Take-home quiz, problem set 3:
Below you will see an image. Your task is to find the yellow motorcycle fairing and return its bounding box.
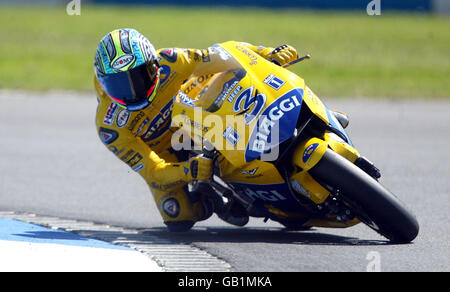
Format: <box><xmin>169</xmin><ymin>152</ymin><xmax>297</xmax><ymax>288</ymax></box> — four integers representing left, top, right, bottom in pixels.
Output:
<box><xmin>171</xmin><ymin>41</ymin><xmax>361</xmax><ymax>228</ymax></box>
<box><xmin>172</xmin><ymin>41</ymin><xmax>331</xmax><ymax>168</ymax></box>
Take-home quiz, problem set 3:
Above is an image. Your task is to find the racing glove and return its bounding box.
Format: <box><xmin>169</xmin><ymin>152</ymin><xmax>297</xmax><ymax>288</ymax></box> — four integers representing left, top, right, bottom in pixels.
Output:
<box><xmin>259</xmin><ymin>44</ymin><xmax>298</xmax><ymax>66</ymax></box>
<box><xmin>183</xmin><ymin>155</ymin><xmax>213</xmax><ymax>182</ymax></box>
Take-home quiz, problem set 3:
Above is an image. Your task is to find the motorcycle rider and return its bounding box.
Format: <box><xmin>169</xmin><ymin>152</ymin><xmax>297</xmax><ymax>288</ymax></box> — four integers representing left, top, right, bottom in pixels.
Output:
<box><xmin>94</xmin><ymin>28</ymin><xmax>299</xmax><ymax>232</ymax></box>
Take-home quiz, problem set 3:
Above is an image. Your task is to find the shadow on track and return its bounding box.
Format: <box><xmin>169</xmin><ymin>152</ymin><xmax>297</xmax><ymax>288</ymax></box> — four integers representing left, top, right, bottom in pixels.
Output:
<box><xmin>12</xmin><ymin>231</ymin><xmax>90</xmax><ymax>241</ymax></box>
<box><xmin>138</xmin><ymin>226</ymin><xmax>389</xmax><ymax>246</ymax></box>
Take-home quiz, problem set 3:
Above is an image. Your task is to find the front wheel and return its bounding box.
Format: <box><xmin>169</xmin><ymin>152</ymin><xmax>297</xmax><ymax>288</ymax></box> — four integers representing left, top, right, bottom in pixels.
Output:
<box><xmin>309</xmin><ymin>149</ymin><xmax>419</xmax><ymax>243</ymax></box>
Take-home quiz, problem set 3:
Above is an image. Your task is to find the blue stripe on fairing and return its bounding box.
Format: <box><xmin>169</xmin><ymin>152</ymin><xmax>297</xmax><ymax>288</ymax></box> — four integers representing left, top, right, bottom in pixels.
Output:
<box><xmin>0</xmin><ymin>217</ymin><xmax>129</xmax><ymax>250</ymax></box>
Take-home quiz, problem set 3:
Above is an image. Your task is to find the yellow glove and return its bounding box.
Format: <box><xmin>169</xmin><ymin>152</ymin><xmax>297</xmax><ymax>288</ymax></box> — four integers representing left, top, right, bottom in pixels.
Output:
<box><xmin>184</xmin><ymin>155</ymin><xmax>213</xmax><ymax>182</ymax></box>
<box><xmin>259</xmin><ymin>44</ymin><xmax>298</xmax><ymax>66</ymax></box>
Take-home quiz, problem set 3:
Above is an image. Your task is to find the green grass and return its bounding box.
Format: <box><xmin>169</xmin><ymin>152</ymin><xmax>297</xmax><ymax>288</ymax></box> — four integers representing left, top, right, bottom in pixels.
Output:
<box><xmin>1</xmin><ymin>5</ymin><xmax>449</xmax><ymax>98</ymax></box>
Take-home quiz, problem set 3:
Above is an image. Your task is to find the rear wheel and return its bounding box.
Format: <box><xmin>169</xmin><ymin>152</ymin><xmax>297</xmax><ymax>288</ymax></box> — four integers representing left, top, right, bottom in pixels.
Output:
<box><xmin>309</xmin><ymin>149</ymin><xmax>419</xmax><ymax>243</ymax></box>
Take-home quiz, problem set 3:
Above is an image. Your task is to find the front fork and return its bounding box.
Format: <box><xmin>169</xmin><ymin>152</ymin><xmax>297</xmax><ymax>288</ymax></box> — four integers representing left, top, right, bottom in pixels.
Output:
<box><xmin>290</xmin><ymin>134</ymin><xmax>360</xmax><ymax>204</ymax></box>
<box><xmin>288</xmin><ymin>134</ymin><xmax>364</xmax><ymax>227</ymax></box>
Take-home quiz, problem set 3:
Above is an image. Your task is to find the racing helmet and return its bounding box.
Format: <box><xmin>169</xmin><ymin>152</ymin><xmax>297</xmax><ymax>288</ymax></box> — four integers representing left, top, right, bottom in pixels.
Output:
<box><xmin>94</xmin><ymin>28</ymin><xmax>160</xmax><ymax>111</ymax></box>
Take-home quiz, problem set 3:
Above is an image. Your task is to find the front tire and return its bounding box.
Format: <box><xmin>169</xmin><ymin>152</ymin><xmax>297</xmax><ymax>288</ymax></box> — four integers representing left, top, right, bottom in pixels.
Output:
<box><xmin>309</xmin><ymin>149</ymin><xmax>419</xmax><ymax>243</ymax></box>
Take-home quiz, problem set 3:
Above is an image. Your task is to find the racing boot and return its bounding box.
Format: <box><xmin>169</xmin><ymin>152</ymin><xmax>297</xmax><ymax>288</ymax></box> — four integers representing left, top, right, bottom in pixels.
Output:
<box><xmin>332</xmin><ymin>110</ymin><xmax>349</xmax><ymax>129</ymax></box>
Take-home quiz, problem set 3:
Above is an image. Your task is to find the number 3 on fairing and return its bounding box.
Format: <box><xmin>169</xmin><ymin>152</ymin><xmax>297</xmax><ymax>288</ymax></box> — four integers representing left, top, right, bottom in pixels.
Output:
<box><xmin>233</xmin><ymin>86</ymin><xmax>266</xmax><ymax>125</ymax></box>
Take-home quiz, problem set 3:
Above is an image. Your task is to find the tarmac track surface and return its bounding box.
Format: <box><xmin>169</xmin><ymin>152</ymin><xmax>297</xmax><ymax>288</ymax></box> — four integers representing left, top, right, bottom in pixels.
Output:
<box><xmin>0</xmin><ymin>90</ymin><xmax>449</xmax><ymax>271</ymax></box>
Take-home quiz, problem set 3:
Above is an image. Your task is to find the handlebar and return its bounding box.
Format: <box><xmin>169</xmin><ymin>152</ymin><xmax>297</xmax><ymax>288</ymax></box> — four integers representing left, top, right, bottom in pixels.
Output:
<box><xmin>202</xmin><ymin>140</ymin><xmax>217</xmax><ymax>160</ymax></box>
<box><xmin>282</xmin><ymin>54</ymin><xmax>311</xmax><ymax>68</ymax></box>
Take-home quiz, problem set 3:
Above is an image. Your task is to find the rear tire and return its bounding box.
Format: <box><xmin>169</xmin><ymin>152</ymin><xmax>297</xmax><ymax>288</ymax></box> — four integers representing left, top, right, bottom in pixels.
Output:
<box><xmin>309</xmin><ymin>149</ymin><xmax>419</xmax><ymax>243</ymax></box>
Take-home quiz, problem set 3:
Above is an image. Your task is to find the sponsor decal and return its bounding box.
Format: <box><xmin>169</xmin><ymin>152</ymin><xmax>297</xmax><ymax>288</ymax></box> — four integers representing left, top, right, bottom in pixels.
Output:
<box><xmin>234</xmin><ymin>44</ymin><xmax>258</xmax><ymax>65</ymax></box>
<box><xmin>177</xmin><ymin>91</ymin><xmax>196</xmax><ymax>107</ymax></box>
<box><xmin>132</xmin><ymin>163</ymin><xmax>144</xmax><ymax>172</ymax></box>
<box><xmin>175</xmin><ymin>110</ymin><xmax>209</xmax><ymax>136</ymax></box>
<box><xmin>108</xmin><ymin>145</ymin><xmax>144</xmax><ymax>170</ymax></box>
<box><xmin>151</xmin><ymin>180</ymin><xmax>184</xmax><ymax>191</ymax></box>
<box><xmin>135</xmin><ymin>117</ymin><xmax>150</xmax><ymax>136</ymax></box>
<box><xmin>126</xmin><ymin>152</ymin><xmax>143</xmax><ymax>168</ymax></box>
<box><xmin>209</xmin><ymin>68</ymin><xmax>245</xmax><ymax>109</ymax></box>
<box><xmin>116</xmin><ymin>109</ymin><xmax>130</xmax><ymax>128</ymax></box>
<box><xmin>183</xmin><ymin>74</ymin><xmax>214</xmax><ymax>95</ymax></box>
<box><xmin>160</xmin><ymin>48</ymin><xmax>177</xmax><ymax>63</ymax></box>
<box><xmin>290</xmin><ymin>180</ymin><xmax>312</xmax><ymax>199</ymax></box>
<box><xmin>236</xmin><ymin>185</ymin><xmax>288</xmax><ymax>202</ymax></box>
<box><xmin>111</xmin><ymin>54</ymin><xmax>135</xmax><ymax>71</ymax></box>
<box><xmin>241</xmin><ymin>167</ymin><xmax>258</xmax><ymax>175</ymax></box>
<box><xmin>107</xmin><ymin>145</ymin><xmax>124</xmax><ymax>155</ymax></box>
<box><xmin>232</xmin><ymin>86</ymin><xmax>266</xmax><ymax>125</ymax></box>
<box><xmin>216</xmin><ymin>79</ymin><xmax>238</xmax><ymax>104</ymax></box>
<box><xmin>245</xmin><ymin>88</ymin><xmax>303</xmax><ymax>162</ymax></box>
<box><xmin>128</xmin><ymin>112</ymin><xmax>145</xmax><ymax>131</ymax></box>
<box><xmin>159</xmin><ymin>65</ymin><xmax>171</xmax><ymax>84</ymax></box>
<box><xmin>103</xmin><ymin>102</ymin><xmax>119</xmax><ymax>125</ymax></box>
<box><xmin>302</xmin><ymin>143</ymin><xmax>319</xmax><ymax>163</ymax></box>
<box><xmin>263</xmin><ymin>74</ymin><xmax>285</xmax><ymax>90</ymax></box>
<box><xmin>227</xmin><ymin>84</ymin><xmax>242</xmax><ymax>103</ymax></box>
<box><xmin>231</xmin><ymin>182</ymin><xmax>304</xmax><ymax>213</ymax></box>
<box><xmin>162</xmin><ymin>198</ymin><xmax>180</xmax><ymax>218</ymax></box>
<box><xmin>99</xmin><ymin>127</ymin><xmax>118</xmax><ymax>145</ymax></box>
<box><xmin>223</xmin><ymin>125</ymin><xmax>241</xmax><ymax>147</ymax></box>
<box><xmin>119</xmin><ymin>149</ymin><xmax>135</xmax><ymax>162</ymax></box>
<box><xmin>141</xmin><ymin>99</ymin><xmax>174</xmax><ymax>142</ymax></box>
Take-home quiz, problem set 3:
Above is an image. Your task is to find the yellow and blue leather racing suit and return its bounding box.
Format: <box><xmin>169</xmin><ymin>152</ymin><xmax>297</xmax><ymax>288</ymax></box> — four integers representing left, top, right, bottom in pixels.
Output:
<box><xmin>94</xmin><ymin>42</ymin><xmax>298</xmax><ymax>231</ymax></box>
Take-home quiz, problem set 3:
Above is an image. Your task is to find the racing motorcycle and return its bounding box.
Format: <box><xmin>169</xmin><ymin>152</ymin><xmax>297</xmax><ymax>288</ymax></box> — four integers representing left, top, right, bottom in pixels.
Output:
<box><xmin>171</xmin><ymin>41</ymin><xmax>419</xmax><ymax>243</ymax></box>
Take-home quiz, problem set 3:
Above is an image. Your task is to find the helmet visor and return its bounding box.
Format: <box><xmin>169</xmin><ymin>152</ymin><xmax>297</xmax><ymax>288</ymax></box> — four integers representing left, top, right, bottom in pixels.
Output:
<box><xmin>98</xmin><ymin>63</ymin><xmax>159</xmax><ymax>107</ymax></box>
